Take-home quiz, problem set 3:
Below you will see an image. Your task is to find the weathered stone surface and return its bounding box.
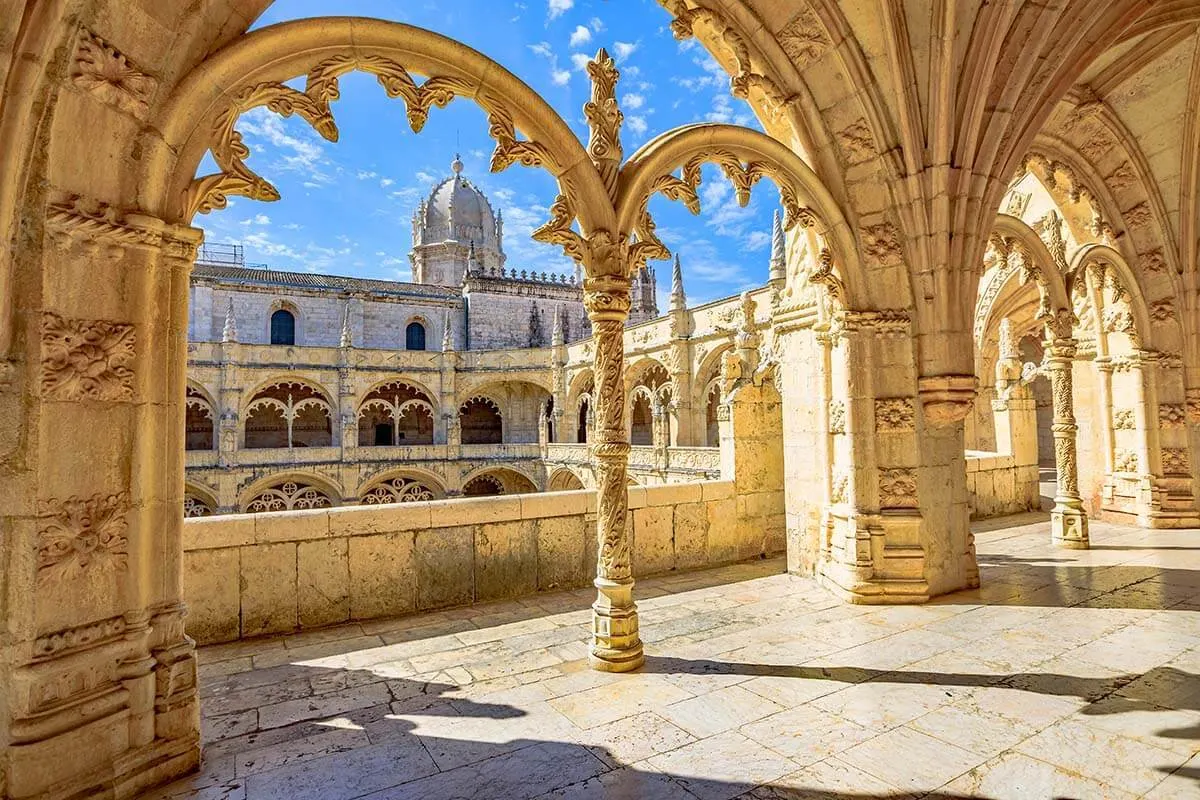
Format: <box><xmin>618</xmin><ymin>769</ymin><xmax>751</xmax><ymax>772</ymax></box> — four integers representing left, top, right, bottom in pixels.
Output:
<box><xmin>349</xmin><ymin>533</ymin><xmax>415</xmax><ymax>619</ymax></box>
<box><xmin>475</xmin><ymin>520</ymin><xmax>538</xmax><ymax>601</ymax></box>
<box><xmin>415</xmin><ymin>525</ymin><xmax>475</xmax><ymax>609</ymax></box>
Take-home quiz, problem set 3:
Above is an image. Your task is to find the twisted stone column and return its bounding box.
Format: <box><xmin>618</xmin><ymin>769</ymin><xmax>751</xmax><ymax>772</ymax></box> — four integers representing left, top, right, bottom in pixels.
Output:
<box><xmin>584</xmin><ymin>274</ymin><xmax>643</xmax><ymax>672</ymax></box>
<box><xmin>1045</xmin><ymin>337</ymin><xmax>1089</xmax><ymax>548</ymax></box>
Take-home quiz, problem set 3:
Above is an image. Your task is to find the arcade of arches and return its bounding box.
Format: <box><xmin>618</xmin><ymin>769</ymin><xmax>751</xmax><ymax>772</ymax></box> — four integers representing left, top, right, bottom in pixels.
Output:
<box><xmin>2</xmin><ymin>3</ymin><xmax>1200</xmax><ymax>798</ymax></box>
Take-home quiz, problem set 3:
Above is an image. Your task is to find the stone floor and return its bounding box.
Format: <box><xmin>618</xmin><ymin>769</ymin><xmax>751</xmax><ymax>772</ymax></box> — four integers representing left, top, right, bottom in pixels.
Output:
<box><xmin>148</xmin><ymin>514</ymin><xmax>1200</xmax><ymax>799</ymax></box>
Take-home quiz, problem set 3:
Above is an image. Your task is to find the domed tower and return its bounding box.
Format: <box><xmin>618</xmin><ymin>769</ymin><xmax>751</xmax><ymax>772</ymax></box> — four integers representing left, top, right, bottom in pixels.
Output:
<box><xmin>409</xmin><ymin>155</ymin><xmax>506</xmax><ymax>285</ymax></box>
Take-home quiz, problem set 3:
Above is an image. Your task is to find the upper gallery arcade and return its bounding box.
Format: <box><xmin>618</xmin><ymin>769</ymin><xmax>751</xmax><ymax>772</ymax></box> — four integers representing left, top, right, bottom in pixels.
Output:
<box><xmin>1</xmin><ymin>1</ymin><xmax>1199</xmax><ymax>798</ymax></box>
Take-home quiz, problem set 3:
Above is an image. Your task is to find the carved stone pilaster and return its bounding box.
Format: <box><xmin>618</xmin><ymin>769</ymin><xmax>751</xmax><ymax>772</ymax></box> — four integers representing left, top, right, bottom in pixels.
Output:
<box><xmin>1045</xmin><ymin>338</ymin><xmax>1089</xmax><ymax>548</ymax></box>
<box><xmin>583</xmin><ymin>273</ymin><xmax>643</xmax><ymax>672</ymax></box>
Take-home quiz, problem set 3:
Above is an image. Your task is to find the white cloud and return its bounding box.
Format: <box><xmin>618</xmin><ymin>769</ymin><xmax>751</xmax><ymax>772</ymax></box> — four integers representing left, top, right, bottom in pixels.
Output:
<box><xmin>415</xmin><ymin>170</ymin><xmax>437</xmax><ymax>184</ymax></box>
<box><xmin>588</xmin><ymin>17</ymin><xmax>604</xmax><ymax>32</ymax></box>
<box><xmin>570</xmin><ymin>53</ymin><xmax>591</xmax><ymax>71</ymax></box>
<box><xmin>744</xmin><ymin>231</ymin><xmax>771</xmax><ymax>251</ymax></box>
<box><xmin>614</xmin><ymin>41</ymin><xmax>638</xmax><ymax>61</ymax></box>
<box><xmin>282</xmin><ymin>222</ymin><xmax>302</xmax><ymax>230</ymax></box>
<box><xmin>356</xmin><ymin>169</ymin><xmax>378</xmax><ymax>180</ymax></box>
<box><xmin>528</xmin><ymin>41</ymin><xmax>554</xmax><ymax>58</ymax></box>
<box><xmin>548</xmin><ymin>0</ymin><xmax>573</xmax><ymax>19</ymax></box>
<box><xmin>530</xmin><ymin>40</ymin><xmax>572</xmax><ymax>87</ymax></box>
<box><xmin>379</xmin><ymin>178</ymin><xmax>394</xmax><ymax>187</ymax></box>
<box><xmin>623</xmin><ymin>93</ymin><xmax>645</xmax><ymax>109</ymax></box>
<box><xmin>551</xmin><ymin>68</ymin><xmax>571</xmax><ymax>86</ymax></box>
<box><xmin>568</xmin><ymin>25</ymin><xmax>591</xmax><ymax>47</ymax></box>
<box><xmin>626</xmin><ymin>115</ymin><xmax>648</xmax><ymax>135</ymax></box>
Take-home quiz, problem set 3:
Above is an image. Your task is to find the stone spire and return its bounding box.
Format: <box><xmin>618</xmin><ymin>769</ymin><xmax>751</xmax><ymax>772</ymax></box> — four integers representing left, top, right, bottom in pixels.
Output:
<box><xmin>495</xmin><ymin>208</ymin><xmax>503</xmax><ymax>243</ymax></box>
<box><xmin>339</xmin><ymin>304</ymin><xmax>352</xmax><ymax>348</ymax></box>
<box><xmin>442</xmin><ymin>310</ymin><xmax>453</xmax><ymax>351</ymax></box>
<box><xmin>466</xmin><ymin>240</ymin><xmax>480</xmax><ymax>276</ymax></box>
<box><xmin>221</xmin><ymin>298</ymin><xmax>237</xmax><ymax>343</ymax></box>
<box><xmin>552</xmin><ymin>304</ymin><xmax>564</xmax><ymax>347</ymax></box>
<box><xmin>768</xmin><ymin>210</ymin><xmax>786</xmax><ymax>285</ymax></box>
<box><xmin>669</xmin><ymin>253</ymin><xmax>686</xmax><ymax>312</ymax></box>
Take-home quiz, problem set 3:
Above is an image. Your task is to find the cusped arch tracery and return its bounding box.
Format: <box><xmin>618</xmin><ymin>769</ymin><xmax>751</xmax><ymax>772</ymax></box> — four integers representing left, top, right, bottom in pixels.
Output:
<box><xmin>242</xmin><ymin>476</ymin><xmax>339</xmax><ymax>513</ymax></box>
<box><xmin>357</xmin><ymin>380</ymin><xmax>436</xmax><ymax>446</ymax></box>
<box><xmin>244</xmin><ymin>379</ymin><xmax>333</xmax><ymax>449</ymax></box>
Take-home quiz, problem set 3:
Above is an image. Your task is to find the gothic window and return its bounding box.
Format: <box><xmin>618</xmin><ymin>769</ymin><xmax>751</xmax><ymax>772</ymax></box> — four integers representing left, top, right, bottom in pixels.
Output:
<box><xmin>270</xmin><ymin>308</ymin><xmax>296</xmax><ymax>345</ymax></box>
<box><xmin>406</xmin><ymin>321</ymin><xmax>426</xmax><ymax>351</ymax></box>
<box><xmin>459</xmin><ymin>397</ymin><xmax>503</xmax><ymax>444</ymax></box>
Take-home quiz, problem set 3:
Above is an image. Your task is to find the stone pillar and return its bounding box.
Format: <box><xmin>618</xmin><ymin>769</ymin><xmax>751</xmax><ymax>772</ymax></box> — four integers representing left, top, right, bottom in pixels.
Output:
<box><xmin>2</xmin><ymin>207</ymin><xmax>203</xmax><ymax>798</ymax></box>
<box><xmin>1045</xmin><ymin>337</ymin><xmax>1089</xmax><ymax>548</ymax></box>
<box><xmin>583</xmin><ymin>273</ymin><xmax>643</xmax><ymax>672</ymax></box>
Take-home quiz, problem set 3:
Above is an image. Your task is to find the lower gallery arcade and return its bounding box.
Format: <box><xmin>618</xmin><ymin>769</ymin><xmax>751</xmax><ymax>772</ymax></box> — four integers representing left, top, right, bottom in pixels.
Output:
<box><xmin>2</xmin><ymin>3</ymin><xmax>1200</xmax><ymax>799</ymax></box>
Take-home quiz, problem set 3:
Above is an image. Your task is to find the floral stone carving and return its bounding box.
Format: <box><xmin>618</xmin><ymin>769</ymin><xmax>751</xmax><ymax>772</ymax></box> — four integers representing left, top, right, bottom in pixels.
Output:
<box><xmin>875</xmin><ymin>398</ymin><xmax>916</xmax><ymax>431</ymax></box>
<box><xmin>71</xmin><ymin>29</ymin><xmax>158</xmax><ymax>116</ymax></box>
<box><xmin>40</xmin><ymin>313</ymin><xmax>135</xmax><ymax>401</ymax></box>
<box><xmin>879</xmin><ymin>468</ymin><xmax>918</xmax><ymax>509</ymax></box>
<box><xmin>37</xmin><ymin>492</ymin><xmax>130</xmax><ymax>586</ymax></box>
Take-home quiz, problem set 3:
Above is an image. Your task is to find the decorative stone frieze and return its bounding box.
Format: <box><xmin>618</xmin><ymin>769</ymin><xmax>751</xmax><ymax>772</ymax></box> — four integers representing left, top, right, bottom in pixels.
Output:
<box><xmin>861</xmin><ymin>222</ymin><xmax>902</xmax><ymax>265</ymax></box>
<box><xmin>1113</xmin><ymin>409</ymin><xmax>1136</xmax><ymax>430</ymax></box>
<box><xmin>36</xmin><ymin>492</ymin><xmax>130</xmax><ymax>586</ymax></box>
<box><xmin>33</xmin><ymin>615</ymin><xmax>128</xmax><ymax>660</ymax></box>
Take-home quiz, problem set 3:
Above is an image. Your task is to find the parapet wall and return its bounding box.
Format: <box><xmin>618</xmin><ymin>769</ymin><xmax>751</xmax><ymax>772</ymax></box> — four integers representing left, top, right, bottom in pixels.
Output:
<box><xmin>966</xmin><ymin>451</ymin><xmax>1041</xmax><ymax>519</ymax></box>
<box><xmin>182</xmin><ymin>481</ymin><xmax>783</xmax><ymax>644</ymax></box>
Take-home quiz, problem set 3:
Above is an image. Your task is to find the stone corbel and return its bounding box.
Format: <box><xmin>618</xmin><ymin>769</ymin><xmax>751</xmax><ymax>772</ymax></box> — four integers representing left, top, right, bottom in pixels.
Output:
<box><xmin>918</xmin><ymin>375</ymin><xmax>977</xmax><ymax>427</ymax></box>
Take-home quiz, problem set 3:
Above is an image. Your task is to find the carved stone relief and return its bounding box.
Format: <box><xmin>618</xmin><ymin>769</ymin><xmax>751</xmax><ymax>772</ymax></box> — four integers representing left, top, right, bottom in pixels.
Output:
<box><xmin>1158</xmin><ymin>404</ymin><xmax>1185</xmax><ymax>429</ymax></box>
<box><xmin>836</xmin><ymin>118</ymin><xmax>877</xmax><ymax>165</ymax></box>
<box><xmin>71</xmin><ymin>29</ymin><xmax>158</xmax><ymax>117</ymax></box>
<box><xmin>862</xmin><ymin>222</ymin><xmax>902</xmax><ymax>265</ymax></box>
<box><xmin>1161</xmin><ymin>448</ymin><xmax>1190</xmax><ymax>477</ymax></box>
<box><xmin>36</xmin><ymin>492</ymin><xmax>130</xmax><ymax>586</ymax></box>
<box><xmin>776</xmin><ymin>7</ymin><xmax>830</xmax><ymax>68</ymax></box>
<box><xmin>875</xmin><ymin>398</ymin><xmax>916</xmax><ymax>432</ymax></box>
<box><xmin>1114</xmin><ymin>450</ymin><xmax>1139</xmax><ymax>473</ymax></box>
<box><xmin>40</xmin><ymin>313</ymin><xmax>135</xmax><ymax>401</ymax></box>
<box><xmin>879</xmin><ymin>468</ymin><xmax>918</xmax><ymax>509</ymax></box>
<box><xmin>1149</xmin><ymin>299</ymin><xmax>1176</xmax><ymax>323</ymax></box>
<box><xmin>828</xmin><ymin>400</ymin><xmax>846</xmax><ymax>434</ymax></box>
<box><xmin>1112</xmin><ymin>409</ymin><xmax>1136</xmax><ymax>431</ymax></box>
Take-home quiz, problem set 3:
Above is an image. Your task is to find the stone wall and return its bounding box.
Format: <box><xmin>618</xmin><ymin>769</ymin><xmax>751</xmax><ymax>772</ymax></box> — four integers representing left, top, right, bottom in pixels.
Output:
<box><xmin>965</xmin><ymin>452</ymin><xmax>1041</xmax><ymax>519</ymax></box>
<box><xmin>182</xmin><ymin>480</ymin><xmax>782</xmax><ymax>644</ymax></box>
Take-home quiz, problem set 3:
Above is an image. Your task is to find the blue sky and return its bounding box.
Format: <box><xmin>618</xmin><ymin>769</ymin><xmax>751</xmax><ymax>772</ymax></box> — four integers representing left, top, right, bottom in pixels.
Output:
<box><xmin>197</xmin><ymin>0</ymin><xmax>780</xmax><ymax>308</ymax></box>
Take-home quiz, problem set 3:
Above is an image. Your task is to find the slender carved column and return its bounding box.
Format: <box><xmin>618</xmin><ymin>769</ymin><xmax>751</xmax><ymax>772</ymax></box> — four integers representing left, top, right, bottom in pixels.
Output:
<box><xmin>584</xmin><ymin>273</ymin><xmax>643</xmax><ymax>672</ymax></box>
<box><xmin>1045</xmin><ymin>337</ymin><xmax>1089</xmax><ymax>548</ymax></box>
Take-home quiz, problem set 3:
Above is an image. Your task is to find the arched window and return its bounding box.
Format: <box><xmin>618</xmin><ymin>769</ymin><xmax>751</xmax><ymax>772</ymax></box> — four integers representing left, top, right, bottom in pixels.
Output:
<box><xmin>405</xmin><ymin>321</ymin><xmax>426</xmax><ymax>351</ymax></box>
<box><xmin>459</xmin><ymin>397</ymin><xmax>503</xmax><ymax>444</ymax></box>
<box><xmin>270</xmin><ymin>309</ymin><xmax>296</xmax><ymax>345</ymax></box>
<box><xmin>577</xmin><ymin>398</ymin><xmax>589</xmax><ymax>443</ymax></box>
<box><xmin>630</xmin><ymin>394</ymin><xmax>653</xmax><ymax>446</ymax></box>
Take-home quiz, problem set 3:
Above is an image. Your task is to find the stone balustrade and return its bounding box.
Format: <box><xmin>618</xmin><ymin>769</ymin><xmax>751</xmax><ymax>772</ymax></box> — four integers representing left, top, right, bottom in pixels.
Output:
<box><xmin>183</xmin><ymin>480</ymin><xmax>782</xmax><ymax>644</ymax></box>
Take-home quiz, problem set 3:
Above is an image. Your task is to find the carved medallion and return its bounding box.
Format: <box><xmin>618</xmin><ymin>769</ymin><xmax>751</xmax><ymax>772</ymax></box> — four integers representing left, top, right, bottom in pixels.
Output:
<box><xmin>879</xmin><ymin>468</ymin><xmax>918</xmax><ymax>509</ymax></box>
<box><xmin>875</xmin><ymin>398</ymin><xmax>916</xmax><ymax>432</ymax></box>
<box><xmin>71</xmin><ymin>29</ymin><xmax>158</xmax><ymax>117</ymax></box>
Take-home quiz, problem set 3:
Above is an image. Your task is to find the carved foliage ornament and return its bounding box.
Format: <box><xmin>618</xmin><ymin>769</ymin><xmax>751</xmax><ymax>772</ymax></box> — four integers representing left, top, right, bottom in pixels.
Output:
<box><xmin>828</xmin><ymin>400</ymin><xmax>846</xmax><ymax>434</ymax></box>
<box><xmin>777</xmin><ymin>6</ymin><xmax>831</xmax><ymax>68</ymax></box>
<box><xmin>879</xmin><ymin>468</ymin><xmax>918</xmax><ymax>509</ymax></box>
<box><xmin>1113</xmin><ymin>409</ymin><xmax>1136</xmax><ymax>431</ymax></box>
<box><xmin>875</xmin><ymin>398</ymin><xmax>916</xmax><ymax>432</ymax></box>
<box><xmin>188</xmin><ymin>53</ymin><xmax>550</xmax><ymax>219</ymax></box>
<box><xmin>1162</xmin><ymin>448</ymin><xmax>1190</xmax><ymax>476</ymax></box>
<box><xmin>37</xmin><ymin>493</ymin><xmax>130</xmax><ymax>586</ymax></box>
<box><xmin>41</xmin><ymin>313</ymin><xmax>135</xmax><ymax>401</ymax></box>
<box><xmin>72</xmin><ymin>29</ymin><xmax>158</xmax><ymax>117</ymax></box>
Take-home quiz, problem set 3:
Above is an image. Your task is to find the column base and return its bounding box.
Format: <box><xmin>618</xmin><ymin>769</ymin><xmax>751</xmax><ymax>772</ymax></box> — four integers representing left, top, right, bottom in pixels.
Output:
<box><xmin>1051</xmin><ymin>503</ymin><xmax>1090</xmax><ymax>549</ymax></box>
<box><xmin>589</xmin><ymin>577</ymin><xmax>644</xmax><ymax>673</ymax></box>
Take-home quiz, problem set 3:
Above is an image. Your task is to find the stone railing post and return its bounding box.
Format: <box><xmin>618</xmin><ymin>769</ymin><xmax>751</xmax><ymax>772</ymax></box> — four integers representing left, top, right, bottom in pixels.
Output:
<box><xmin>583</xmin><ymin>272</ymin><xmax>643</xmax><ymax>672</ymax></box>
<box><xmin>1045</xmin><ymin>336</ymin><xmax>1089</xmax><ymax>548</ymax></box>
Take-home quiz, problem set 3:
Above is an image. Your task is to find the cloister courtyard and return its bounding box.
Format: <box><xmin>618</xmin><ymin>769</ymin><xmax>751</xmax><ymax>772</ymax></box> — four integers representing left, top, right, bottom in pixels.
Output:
<box><xmin>144</xmin><ymin>515</ymin><xmax>1200</xmax><ymax>800</ymax></box>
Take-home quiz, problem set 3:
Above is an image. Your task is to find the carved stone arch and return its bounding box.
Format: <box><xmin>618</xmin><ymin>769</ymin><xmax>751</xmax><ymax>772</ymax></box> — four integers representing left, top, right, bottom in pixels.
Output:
<box><xmin>185</xmin><ymin>384</ymin><xmax>217</xmax><ymax>451</ymax></box>
<box><xmin>239</xmin><ymin>472</ymin><xmax>343</xmax><ymax>513</ymax></box>
<box><xmin>616</xmin><ymin>122</ymin><xmax>877</xmax><ymax>311</ymax></box>
<box><xmin>358</xmin><ymin>468</ymin><xmax>445</xmax><ymax>504</ymax></box>
<box><xmin>461</xmin><ymin>466</ymin><xmax>539</xmax><ymax>495</ymax></box>
<box><xmin>976</xmin><ymin>215</ymin><xmax>1075</xmax><ymax>348</ymax></box>
<box><xmin>183</xmin><ymin>482</ymin><xmax>219</xmax><ymax>518</ymax></box>
<box><xmin>141</xmin><ymin>18</ymin><xmax>614</xmax><ymax>240</ymax></box>
<box><xmin>359</xmin><ymin>376</ymin><xmax>437</xmax><ymax>408</ymax></box>
<box><xmin>692</xmin><ymin>342</ymin><xmax>734</xmax><ymax>408</ymax></box>
<box><xmin>547</xmin><ymin>468</ymin><xmax>586</xmax><ymax>492</ymax></box>
<box><xmin>1069</xmin><ymin>244</ymin><xmax>1159</xmax><ymax>351</ymax></box>
<box><xmin>242</xmin><ymin>374</ymin><xmax>335</xmax><ymax>412</ymax></box>
<box><xmin>655</xmin><ymin>0</ymin><xmax>902</xmax><ymax>224</ymax></box>
<box><xmin>566</xmin><ymin>367</ymin><xmax>595</xmax><ymax>412</ymax></box>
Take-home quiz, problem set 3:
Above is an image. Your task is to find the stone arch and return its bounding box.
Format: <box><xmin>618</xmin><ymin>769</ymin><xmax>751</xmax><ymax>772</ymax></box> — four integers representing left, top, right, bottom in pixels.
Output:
<box><xmin>358</xmin><ymin>468</ymin><xmax>445</xmax><ymax>504</ymax></box>
<box><xmin>141</xmin><ymin>17</ymin><xmax>614</xmax><ymax>239</ymax></box>
<box><xmin>462</xmin><ymin>473</ymin><xmax>505</xmax><ymax>497</ymax></box>
<box><xmin>458</xmin><ymin>396</ymin><xmax>503</xmax><ymax>445</ymax></box>
<box><xmin>458</xmin><ymin>380</ymin><xmax>551</xmax><ymax>444</ymax></box>
<box><xmin>460</xmin><ymin>466</ymin><xmax>539</xmax><ymax>496</ymax></box>
<box><xmin>547</xmin><ymin>468</ymin><xmax>586</xmax><ymax>492</ymax></box>
<box><xmin>629</xmin><ymin>386</ymin><xmax>656</xmax><ymax>447</ymax></box>
<box><xmin>692</xmin><ymin>343</ymin><xmax>733</xmax><ymax>409</ymax></box>
<box><xmin>185</xmin><ymin>384</ymin><xmax>216</xmax><ymax>451</ymax></box>
<box><xmin>243</xmin><ymin>379</ymin><xmax>334</xmax><ymax>449</ymax></box>
<box><xmin>357</xmin><ymin>380</ymin><xmax>437</xmax><ymax>446</ymax></box>
<box><xmin>183</xmin><ymin>482</ymin><xmax>219</xmax><ymax>518</ymax></box>
<box><xmin>239</xmin><ymin>473</ymin><xmax>342</xmax><ymax>512</ymax></box>
<box><xmin>1068</xmin><ymin>244</ymin><xmax>1156</xmax><ymax>350</ymax></box>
